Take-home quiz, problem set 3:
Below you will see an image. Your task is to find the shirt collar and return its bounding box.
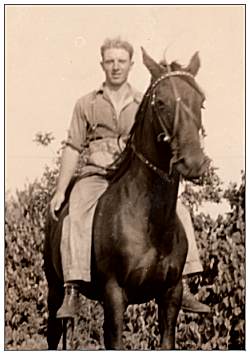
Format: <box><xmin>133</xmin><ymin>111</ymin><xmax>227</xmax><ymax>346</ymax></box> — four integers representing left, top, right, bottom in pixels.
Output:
<box><xmin>95</xmin><ymin>83</ymin><xmax>142</xmax><ymax>104</ymax></box>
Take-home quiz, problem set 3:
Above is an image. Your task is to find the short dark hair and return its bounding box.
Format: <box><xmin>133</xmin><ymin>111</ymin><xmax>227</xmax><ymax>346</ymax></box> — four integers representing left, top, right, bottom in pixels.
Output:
<box><xmin>100</xmin><ymin>37</ymin><xmax>134</xmax><ymax>60</ymax></box>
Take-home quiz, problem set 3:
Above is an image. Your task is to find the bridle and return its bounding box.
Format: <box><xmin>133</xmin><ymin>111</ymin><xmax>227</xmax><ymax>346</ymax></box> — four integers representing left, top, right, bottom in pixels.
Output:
<box><xmin>131</xmin><ymin>70</ymin><xmax>205</xmax><ymax>182</ymax></box>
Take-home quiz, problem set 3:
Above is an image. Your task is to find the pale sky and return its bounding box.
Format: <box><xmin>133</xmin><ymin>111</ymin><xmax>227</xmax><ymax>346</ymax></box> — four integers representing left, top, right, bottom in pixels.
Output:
<box><xmin>5</xmin><ymin>4</ymin><xmax>245</xmax><ymax>193</ymax></box>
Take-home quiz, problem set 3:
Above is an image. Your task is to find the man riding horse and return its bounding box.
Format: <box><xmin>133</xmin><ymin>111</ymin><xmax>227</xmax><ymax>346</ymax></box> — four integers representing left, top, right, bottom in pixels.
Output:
<box><xmin>49</xmin><ymin>37</ymin><xmax>210</xmax><ymax>319</ymax></box>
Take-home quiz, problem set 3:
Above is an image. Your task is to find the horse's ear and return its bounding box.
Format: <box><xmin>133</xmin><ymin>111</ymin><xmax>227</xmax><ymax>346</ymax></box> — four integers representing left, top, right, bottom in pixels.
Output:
<box><xmin>185</xmin><ymin>51</ymin><xmax>200</xmax><ymax>76</ymax></box>
<box><xmin>141</xmin><ymin>47</ymin><xmax>164</xmax><ymax>78</ymax></box>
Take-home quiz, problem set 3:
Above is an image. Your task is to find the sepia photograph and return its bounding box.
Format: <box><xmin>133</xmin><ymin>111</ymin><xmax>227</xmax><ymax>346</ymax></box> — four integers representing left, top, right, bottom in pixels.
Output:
<box><xmin>4</xmin><ymin>3</ymin><xmax>245</xmax><ymax>350</ymax></box>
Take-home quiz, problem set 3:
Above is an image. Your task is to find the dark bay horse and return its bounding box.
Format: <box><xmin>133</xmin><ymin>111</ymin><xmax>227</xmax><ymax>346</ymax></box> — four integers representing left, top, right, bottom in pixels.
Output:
<box><xmin>44</xmin><ymin>48</ymin><xmax>210</xmax><ymax>350</ymax></box>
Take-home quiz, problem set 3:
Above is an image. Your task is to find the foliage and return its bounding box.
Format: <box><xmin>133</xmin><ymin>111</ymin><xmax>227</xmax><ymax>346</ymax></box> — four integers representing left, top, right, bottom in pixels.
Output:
<box><xmin>178</xmin><ymin>171</ymin><xmax>245</xmax><ymax>350</ymax></box>
<box><xmin>33</xmin><ymin>132</ymin><xmax>55</xmax><ymax>147</ymax></box>
<box><xmin>5</xmin><ymin>134</ymin><xmax>245</xmax><ymax>350</ymax></box>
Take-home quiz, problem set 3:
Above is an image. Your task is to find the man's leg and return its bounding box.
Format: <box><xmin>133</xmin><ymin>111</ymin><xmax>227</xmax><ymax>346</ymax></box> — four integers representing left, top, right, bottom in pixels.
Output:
<box><xmin>57</xmin><ymin>175</ymin><xmax>108</xmax><ymax>318</ymax></box>
<box><xmin>177</xmin><ymin>200</ymin><xmax>210</xmax><ymax>313</ymax></box>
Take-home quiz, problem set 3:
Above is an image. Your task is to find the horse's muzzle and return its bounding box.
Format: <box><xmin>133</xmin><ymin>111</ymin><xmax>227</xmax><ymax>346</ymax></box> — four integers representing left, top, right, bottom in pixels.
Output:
<box><xmin>174</xmin><ymin>154</ymin><xmax>211</xmax><ymax>179</ymax></box>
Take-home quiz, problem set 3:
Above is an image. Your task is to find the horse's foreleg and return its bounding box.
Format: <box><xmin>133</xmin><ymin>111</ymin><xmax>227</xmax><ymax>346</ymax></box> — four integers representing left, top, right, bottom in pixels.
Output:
<box><xmin>156</xmin><ymin>280</ymin><xmax>183</xmax><ymax>350</ymax></box>
<box><xmin>103</xmin><ymin>280</ymin><xmax>126</xmax><ymax>350</ymax></box>
<box><xmin>47</xmin><ymin>284</ymin><xmax>64</xmax><ymax>350</ymax></box>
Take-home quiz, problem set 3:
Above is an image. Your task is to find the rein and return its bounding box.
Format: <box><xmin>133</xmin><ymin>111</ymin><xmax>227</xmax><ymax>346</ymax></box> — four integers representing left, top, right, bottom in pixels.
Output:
<box><xmin>131</xmin><ymin>143</ymin><xmax>173</xmax><ymax>183</ymax></box>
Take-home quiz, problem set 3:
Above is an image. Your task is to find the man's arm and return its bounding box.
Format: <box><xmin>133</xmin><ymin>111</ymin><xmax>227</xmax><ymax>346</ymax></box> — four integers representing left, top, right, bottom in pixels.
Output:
<box><xmin>50</xmin><ymin>145</ymin><xmax>80</xmax><ymax>221</ymax></box>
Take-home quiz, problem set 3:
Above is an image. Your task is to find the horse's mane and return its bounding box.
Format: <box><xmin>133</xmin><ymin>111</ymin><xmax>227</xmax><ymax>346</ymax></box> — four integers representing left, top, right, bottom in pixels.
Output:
<box><xmin>160</xmin><ymin>60</ymin><xmax>205</xmax><ymax>100</ymax></box>
<box><xmin>163</xmin><ymin>60</ymin><xmax>182</xmax><ymax>71</ymax></box>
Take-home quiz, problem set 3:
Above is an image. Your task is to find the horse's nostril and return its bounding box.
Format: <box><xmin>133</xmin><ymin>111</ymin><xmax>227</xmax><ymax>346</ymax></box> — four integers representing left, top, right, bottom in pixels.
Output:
<box><xmin>183</xmin><ymin>156</ymin><xmax>200</xmax><ymax>170</ymax></box>
<box><xmin>175</xmin><ymin>153</ymin><xmax>210</xmax><ymax>179</ymax></box>
<box><xmin>174</xmin><ymin>157</ymin><xmax>185</xmax><ymax>165</ymax></box>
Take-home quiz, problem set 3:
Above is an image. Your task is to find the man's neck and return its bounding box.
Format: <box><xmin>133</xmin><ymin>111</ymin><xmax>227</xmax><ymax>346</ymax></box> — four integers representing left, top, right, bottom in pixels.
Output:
<box><xmin>105</xmin><ymin>82</ymin><xmax>130</xmax><ymax>104</ymax></box>
<box><xmin>104</xmin><ymin>82</ymin><xmax>132</xmax><ymax>117</ymax></box>
<box><xmin>105</xmin><ymin>81</ymin><xmax>129</xmax><ymax>93</ymax></box>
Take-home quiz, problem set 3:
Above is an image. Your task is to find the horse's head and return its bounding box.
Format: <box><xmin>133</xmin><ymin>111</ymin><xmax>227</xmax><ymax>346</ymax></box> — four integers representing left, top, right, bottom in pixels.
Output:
<box><xmin>141</xmin><ymin>48</ymin><xmax>210</xmax><ymax>179</ymax></box>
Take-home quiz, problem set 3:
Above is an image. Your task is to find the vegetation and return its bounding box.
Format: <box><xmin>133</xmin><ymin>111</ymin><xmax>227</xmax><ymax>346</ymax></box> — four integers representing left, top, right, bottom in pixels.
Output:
<box><xmin>5</xmin><ymin>134</ymin><xmax>245</xmax><ymax>349</ymax></box>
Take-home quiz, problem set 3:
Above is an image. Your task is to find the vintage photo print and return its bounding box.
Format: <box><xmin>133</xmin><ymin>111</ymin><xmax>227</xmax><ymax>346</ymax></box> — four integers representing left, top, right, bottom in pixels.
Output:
<box><xmin>4</xmin><ymin>3</ymin><xmax>245</xmax><ymax>350</ymax></box>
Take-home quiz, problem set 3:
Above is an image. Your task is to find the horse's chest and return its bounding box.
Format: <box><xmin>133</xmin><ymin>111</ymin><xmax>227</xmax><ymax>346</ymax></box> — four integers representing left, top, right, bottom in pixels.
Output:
<box><xmin>124</xmin><ymin>251</ymin><xmax>180</xmax><ymax>303</ymax></box>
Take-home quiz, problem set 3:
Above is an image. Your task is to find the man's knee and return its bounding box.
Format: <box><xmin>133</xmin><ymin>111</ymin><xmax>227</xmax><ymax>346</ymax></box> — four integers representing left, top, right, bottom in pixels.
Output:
<box><xmin>69</xmin><ymin>176</ymin><xmax>108</xmax><ymax>214</ymax></box>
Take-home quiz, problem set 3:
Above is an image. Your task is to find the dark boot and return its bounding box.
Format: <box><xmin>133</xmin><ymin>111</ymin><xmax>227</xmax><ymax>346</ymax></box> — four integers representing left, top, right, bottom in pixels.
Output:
<box><xmin>182</xmin><ymin>278</ymin><xmax>210</xmax><ymax>313</ymax></box>
<box><xmin>56</xmin><ymin>282</ymin><xmax>81</xmax><ymax>319</ymax></box>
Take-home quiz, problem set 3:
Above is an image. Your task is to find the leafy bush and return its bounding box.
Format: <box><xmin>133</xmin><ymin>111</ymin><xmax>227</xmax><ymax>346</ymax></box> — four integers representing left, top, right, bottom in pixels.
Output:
<box><xmin>5</xmin><ymin>134</ymin><xmax>245</xmax><ymax>349</ymax></box>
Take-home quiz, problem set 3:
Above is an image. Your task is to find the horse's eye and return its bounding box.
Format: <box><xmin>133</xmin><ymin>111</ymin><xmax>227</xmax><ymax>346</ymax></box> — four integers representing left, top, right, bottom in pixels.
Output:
<box><xmin>201</xmin><ymin>103</ymin><xmax>206</xmax><ymax>110</ymax></box>
<box><xmin>157</xmin><ymin>132</ymin><xmax>171</xmax><ymax>144</ymax></box>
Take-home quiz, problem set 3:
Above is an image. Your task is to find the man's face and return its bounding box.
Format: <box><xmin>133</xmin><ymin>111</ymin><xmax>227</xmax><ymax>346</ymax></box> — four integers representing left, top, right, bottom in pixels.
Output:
<box><xmin>101</xmin><ymin>48</ymin><xmax>134</xmax><ymax>87</ymax></box>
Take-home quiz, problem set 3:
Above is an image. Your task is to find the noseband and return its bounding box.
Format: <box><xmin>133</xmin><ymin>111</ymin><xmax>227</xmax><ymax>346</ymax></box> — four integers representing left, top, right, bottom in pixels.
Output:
<box><xmin>132</xmin><ymin>70</ymin><xmax>205</xmax><ymax>182</ymax></box>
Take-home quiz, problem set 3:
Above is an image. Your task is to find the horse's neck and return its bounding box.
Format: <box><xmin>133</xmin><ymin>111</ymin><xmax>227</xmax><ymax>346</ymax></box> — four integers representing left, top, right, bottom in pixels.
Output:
<box><xmin>134</xmin><ymin>103</ymin><xmax>172</xmax><ymax>173</ymax></box>
<box><xmin>129</xmin><ymin>157</ymin><xmax>180</xmax><ymax>222</ymax></box>
<box><xmin>131</xmin><ymin>114</ymin><xmax>180</xmax><ymax>224</ymax></box>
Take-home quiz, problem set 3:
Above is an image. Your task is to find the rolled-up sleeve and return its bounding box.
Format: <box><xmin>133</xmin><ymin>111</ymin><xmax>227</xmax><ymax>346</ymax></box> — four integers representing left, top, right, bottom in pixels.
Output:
<box><xmin>66</xmin><ymin>99</ymin><xmax>87</xmax><ymax>153</ymax></box>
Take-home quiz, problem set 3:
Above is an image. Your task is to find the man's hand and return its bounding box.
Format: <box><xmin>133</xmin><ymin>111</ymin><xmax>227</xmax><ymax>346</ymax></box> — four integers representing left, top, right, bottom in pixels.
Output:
<box><xmin>50</xmin><ymin>191</ymin><xmax>65</xmax><ymax>221</ymax></box>
<box><xmin>49</xmin><ymin>146</ymin><xmax>80</xmax><ymax>221</ymax></box>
